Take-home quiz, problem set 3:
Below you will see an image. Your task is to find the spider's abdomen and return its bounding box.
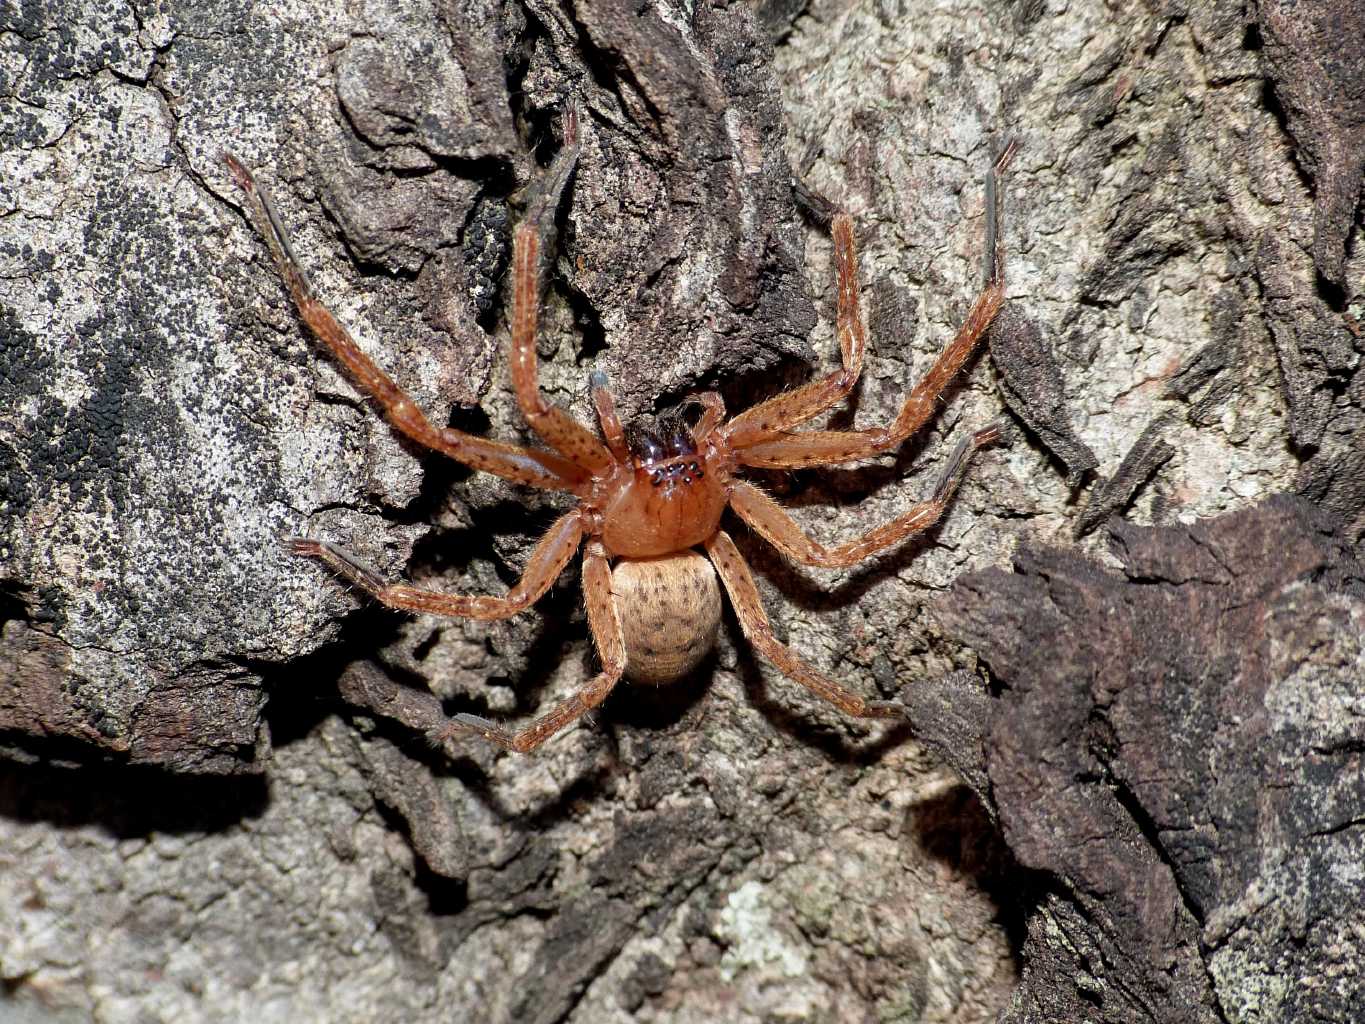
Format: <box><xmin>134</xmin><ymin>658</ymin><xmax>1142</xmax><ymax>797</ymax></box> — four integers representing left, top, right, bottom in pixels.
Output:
<box><xmin>611</xmin><ymin>552</ymin><xmax>722</xmax><ymax>684</ymax></box>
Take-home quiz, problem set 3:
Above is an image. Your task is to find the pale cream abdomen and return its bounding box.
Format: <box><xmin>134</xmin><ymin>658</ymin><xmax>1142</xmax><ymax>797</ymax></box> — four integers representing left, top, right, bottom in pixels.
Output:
<box><xmin>610</xmin><ymin>552</ymin><xmax>722</xmax><ymax>684</ymax></box>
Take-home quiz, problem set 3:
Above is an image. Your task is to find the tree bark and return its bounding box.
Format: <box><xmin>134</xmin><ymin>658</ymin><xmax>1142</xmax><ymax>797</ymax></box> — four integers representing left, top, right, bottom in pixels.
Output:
<box><xmin>1</xmin><ymin>0</ymin><xmax>1361</xmax><ymax>1021</ymax></box>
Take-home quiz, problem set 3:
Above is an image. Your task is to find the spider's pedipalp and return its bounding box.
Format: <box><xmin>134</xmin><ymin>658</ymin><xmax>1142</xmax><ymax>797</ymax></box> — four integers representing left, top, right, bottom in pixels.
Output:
<box><xmin>684</xmin><ymin>392</ymin><xmax>727</xmax><ymax>443</ymax></box>
<box><xmin>589</xmin><ymin>370</ymin><xmax>629</xmax><ymax>460</ymax></box>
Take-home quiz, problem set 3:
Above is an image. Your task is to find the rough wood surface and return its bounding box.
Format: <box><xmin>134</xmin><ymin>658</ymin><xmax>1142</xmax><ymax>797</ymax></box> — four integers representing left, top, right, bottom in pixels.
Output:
<box><xmin>2</xmin><ymin>0</ymin><xmax>1361</xmax><ymax>1021</ymax></box>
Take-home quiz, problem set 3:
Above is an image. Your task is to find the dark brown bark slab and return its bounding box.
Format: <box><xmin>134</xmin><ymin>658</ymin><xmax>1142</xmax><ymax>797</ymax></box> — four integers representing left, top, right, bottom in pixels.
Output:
<box><xmin>1253</xmin><ymin>1</ymin><xmax>1365</xmax><ymax>289</ymax></box>
<box><xmin>938</xmin><ymin>494</ymin><xmax>1365</xmax><ymax>1024</ymax></box>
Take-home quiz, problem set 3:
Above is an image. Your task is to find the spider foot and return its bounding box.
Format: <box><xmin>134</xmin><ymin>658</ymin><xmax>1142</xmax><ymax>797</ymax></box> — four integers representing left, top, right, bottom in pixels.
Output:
<box><xmin>286</xmin><ymin>536</ymin><xmax>390</xmax><ymax>593</ymax></box>
<box><xmin>285</xmin><ymin>535</ymin><xmax>325</xmax><ymax>558</ymax></box>
<box><xmin>862</xmin><ymin>700</ymin><xmax>909</xmax><ymax>721</ymax></box>
<box><xmin>431</xmin><ymin>712</ymin><xmax>517</xmax><ymax>753</ymax></box>
<box><xmin>970</xmin><ymin>417</ymin><xmax>1015</xmax><ymax>451</ymax></box>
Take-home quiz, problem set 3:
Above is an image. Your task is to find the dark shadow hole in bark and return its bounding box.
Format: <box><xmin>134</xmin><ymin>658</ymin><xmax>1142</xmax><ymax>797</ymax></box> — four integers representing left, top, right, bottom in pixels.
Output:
<box><xmin>367</xmin><ymin>795</ymin><xmax>470</xmax><ymax>911</ymax></box>
<box><xmin>558</xmin><ymin>275</ymin><xmax>609</xmax><ymax>366</ymax></box>
<box><xmin>712</xmin><ymin>352</ymin><xmax>813</xmax><ymax>420</ymax></box>
<box><xmin>605</xmin><ymin>652</ymin><xmax>715</xmax><ymax>734</ymax></box>
<box><xmin>441</xmin><ymin>744</ymin><xmax>618</xmax><ymax>834</ymax></box>
<box><xmin>474</xmin><ymin>600</ymin><xmax>580</xmax><ymax>718</ymax></box>
<box><xmin>372</xmin><ymin>406</ymin><xmax>491</xmax><ymax>529</ymax></box>
<box><xmin>0</xmin><ymin>756</ymin><xmax>268</xmax><ymax>838</ymax></box>
<box><xmin>414</xmin><ymin>855</ymin><xmax>470</xmax><ymax>917</ymax></box>
<box><xmin>1257</xmin><ymin>78</ymin><xmax>1313</xmax><ymax>198</ymax></box>
<box><xmin>908</xmin><ymin>782</ymin><xmax>1032</xmax><ymax>970</ymax></box>
<box><xmin>256</xmin><ymin>621</ymin><xmax>405</xmax><ymax>752</ymax></box>
<box><xmin>408</xmin><ymin>506</ymin><xmax>559</xmax><ymax>579</ymax></box>
<box><xmin>1315</xmin><ymin>273</ymin><xmax>1347</xmax><ymax>311</ymax></box>
<box><xmin>0</xmin><ymin>584</ymin><xmax>25</xmax><ymax>628</ymax></box>
<box><xmin>504</xmin><ymin>8</ymin><xmax>561</xmax><ymax>169</ymax></box>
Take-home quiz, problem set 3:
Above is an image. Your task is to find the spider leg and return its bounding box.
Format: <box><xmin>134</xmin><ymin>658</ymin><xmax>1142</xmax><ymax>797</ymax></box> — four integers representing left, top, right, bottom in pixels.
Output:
<box><xmin>291</xmin><ymin>510</ymin><xmax>584</xmax><ymax>618</ymax></box>
<box><xmin>727</xmin><ymin>425</ymin><xmax>1000</xmax><ymax>567</ymax></box>
<box><xmin>510</xmin><ymin>226</ymin><xmax>615</xmax><ymax>476</ymax></box>
<box><xmin>704</xmin><ymin>531</ymin><xmax>903</xmax><ymax>720</ymax></box>
<box><xmin>438</xmin><ymin>539</ymin><xmax>626</xmax><ymax>752</ymax></box>
<box><xmin>723</xmin><ymin>213</ymin><xmax>866</xmax><ymax>449</ymax></box>
<box><xmin>735</xmin><ymin>283</ymin><xmax>1001</xmax><ymax>469</ymax></box>
<box><xmin>730</xmin><ymin>145</ymin><xmax>1015</xmax><ymax>470</ymax></box>
<box><xmin>223</xmin><ymin>154</ymin><xmax>590</xmax><ymax>495</ymax></box>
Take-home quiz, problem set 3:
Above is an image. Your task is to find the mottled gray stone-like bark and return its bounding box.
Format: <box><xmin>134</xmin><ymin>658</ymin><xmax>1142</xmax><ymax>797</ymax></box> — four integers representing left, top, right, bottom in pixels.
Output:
<box><xmin>2</xmin><ymin>0</ymin><xmax>1362</xmax><ymax>1021</ymax></box>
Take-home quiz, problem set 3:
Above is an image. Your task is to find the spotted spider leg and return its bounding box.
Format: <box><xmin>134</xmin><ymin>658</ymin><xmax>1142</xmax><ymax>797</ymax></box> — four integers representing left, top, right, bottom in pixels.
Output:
<box><xmin>704</xmin><ymin>531</ymin><xmax>902</xmax><ymax>720</ymax></box>
<box><xmin>223</xmin><ymin>153</ymin><xmax>592</xmax><ymax>495</ymax></box>
<box><xmin>727</xmin><ymin>142</ymin><xmax>1016</xmax><ymax>470</ymax></box>
<box><xmin>289</xmin><ymin>511</ymin><xmax>584</xmax><ymax>618</ymax></box>
<box><xmin>722</xmin><ymin>212</ymin><xmax>867</xmax><ymax>450</ymax></box>
<box><xmin>509</xmin><ymin>226</ymin><xmax>615</xmax><ymax>476</ymax></box>
<box><xmin>436</xmin><ymin>539</ymin><xmax>627</xmax><ymax>752</ymax></box>
<box><xmin>725</xmin><ymin>423</ymin><xmax>1000</xmax><ymax>568</ymax></box>
<box><xmin>226</xmin><ymin>153</ymin><xmax>602</xmax><ymax>623</ymax></box>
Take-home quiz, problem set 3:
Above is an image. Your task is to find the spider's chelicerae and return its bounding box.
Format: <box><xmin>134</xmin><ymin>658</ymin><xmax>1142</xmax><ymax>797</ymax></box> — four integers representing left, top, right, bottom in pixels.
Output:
<box><xmin>224</xmin><ymin>143</ymin><xmax>1012</xmax><ymax>754</ymax></box>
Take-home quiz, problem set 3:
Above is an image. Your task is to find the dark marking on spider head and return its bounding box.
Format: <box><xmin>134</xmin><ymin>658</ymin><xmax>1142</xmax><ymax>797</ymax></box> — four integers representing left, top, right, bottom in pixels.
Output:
<box><xmin>627</xmin><ymin>405</ymin><xmax>698</xmax><ymax>468</ymax></box>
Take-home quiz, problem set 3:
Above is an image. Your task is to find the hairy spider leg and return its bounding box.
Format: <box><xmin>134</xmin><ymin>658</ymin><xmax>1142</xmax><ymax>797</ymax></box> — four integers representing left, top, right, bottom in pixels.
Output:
<box><xmin>289</xmin><ymin>510</ymin><xmax>585</xmax><ymax>617</ymax></box>
<box><xmin>723</xmin><ymin>213</ymin><xmax>866</xmax><ymax>449</ymax></box>
<box><xmin>704</xmin><ymin>531</ymin><xmax>903</xmax><ymax>719</ymax></box>
<box><xmin>510</xmin><ymin>226</ymin><xmax>615</xmax><ymax>476</ymax></box>
<box><xmin>730</xmin><ymin>145</ymin><xmax>1015</xmax><ymax>470</ymax></box>
<box><xmin>726</xmin><ymin>424</ymin><xmax>1000</xmax><ymax>568</ymax></box>
<box><xmin>437</xmin><ymin>539</ymin><xmax>626</xmax><ymax>752</ymax></box>
<box><xmin>223</xmin><ymin>153</ymin><xmax>590</xmax><ymax>495</ymax></box>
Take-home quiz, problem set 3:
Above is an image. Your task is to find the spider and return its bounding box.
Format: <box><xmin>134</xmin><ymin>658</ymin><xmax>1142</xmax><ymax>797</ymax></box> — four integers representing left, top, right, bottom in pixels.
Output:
<box><xmin>223</xmin><ymin>141</ymin><xmax>1013</xmax><ymax>754</ymax></box>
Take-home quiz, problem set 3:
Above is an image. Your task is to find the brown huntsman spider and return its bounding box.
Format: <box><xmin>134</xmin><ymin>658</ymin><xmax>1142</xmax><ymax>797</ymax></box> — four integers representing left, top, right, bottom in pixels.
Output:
<box><xmin>224</xmin><ymin>141</ymin><xmax>1014</xmax><ymax>754</ymax></box>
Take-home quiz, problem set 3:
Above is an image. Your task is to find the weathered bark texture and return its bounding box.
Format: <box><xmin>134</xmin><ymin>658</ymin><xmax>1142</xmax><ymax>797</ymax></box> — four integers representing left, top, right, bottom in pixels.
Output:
<box><xmin>938</xmin><ymin>495</ymin><xmax>1365</xmax><ymax>1024</ymax></box>
<box><xmin>1</xmin><ymin>0</ymin><xmax>1361</xmax><ymax>1021</ymax></box>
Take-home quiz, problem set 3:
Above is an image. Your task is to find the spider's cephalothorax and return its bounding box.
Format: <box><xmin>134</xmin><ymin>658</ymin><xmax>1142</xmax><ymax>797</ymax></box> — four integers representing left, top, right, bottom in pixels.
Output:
<box><xmin>597</xmin><ymin>399</ymin><xmax>732</xmax><ymax>559</ymax></box>
<box><xmin>224</xmin><ymin>140</ymin><xmax>1013</xmax><ymax>753</ymax></box>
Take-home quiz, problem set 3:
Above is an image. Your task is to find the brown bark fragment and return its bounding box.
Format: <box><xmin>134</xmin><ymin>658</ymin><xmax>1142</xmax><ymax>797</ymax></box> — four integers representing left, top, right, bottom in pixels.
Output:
<box><xmin>939</xmin><ymin>495</ymin><xmax>1365</xmax><ymax>1024</ymax></box>
<box><xmin>1254</xmin><ymin>0</ymin><xmax>1365</xmax><ymax>287</ymax></box>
